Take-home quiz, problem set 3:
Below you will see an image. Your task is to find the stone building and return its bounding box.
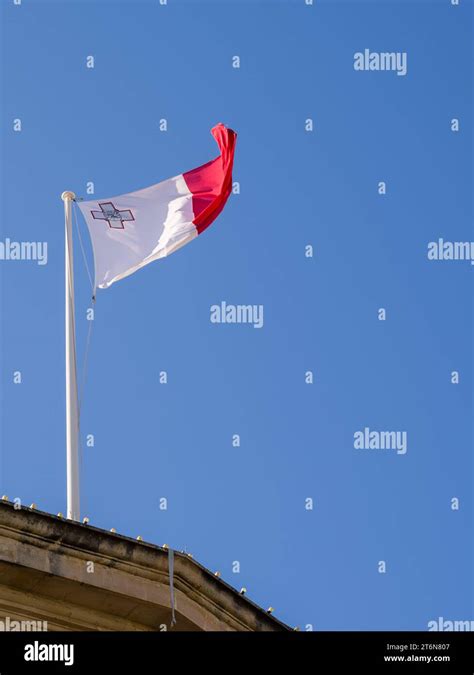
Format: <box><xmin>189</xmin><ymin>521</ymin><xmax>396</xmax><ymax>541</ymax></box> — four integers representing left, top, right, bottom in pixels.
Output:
<box><xmin>0</xmin><ymin>500</ymin><xmax>288</xmax><ymax>632</ymax></box>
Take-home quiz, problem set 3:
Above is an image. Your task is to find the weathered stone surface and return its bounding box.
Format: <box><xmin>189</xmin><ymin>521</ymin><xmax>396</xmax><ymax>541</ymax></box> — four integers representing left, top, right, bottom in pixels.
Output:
<box><xmin>0</xmin><ymin>502</ymin><xmax>288</xmax><ymax>632</ymax></box>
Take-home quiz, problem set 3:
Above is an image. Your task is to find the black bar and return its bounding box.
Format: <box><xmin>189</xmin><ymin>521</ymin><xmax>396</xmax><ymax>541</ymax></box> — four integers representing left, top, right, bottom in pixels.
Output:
<box><xmin>0</xmin><ymin>631</ymin><xmax>472</xmax><ymax>673</ymax></box>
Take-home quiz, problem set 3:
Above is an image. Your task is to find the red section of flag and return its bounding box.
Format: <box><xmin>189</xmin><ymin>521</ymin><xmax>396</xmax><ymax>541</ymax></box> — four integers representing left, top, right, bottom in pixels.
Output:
<box><xmin>183</xmin><ymin>123</ymin><xmax>237</xmax><ymax>235</ymax></box>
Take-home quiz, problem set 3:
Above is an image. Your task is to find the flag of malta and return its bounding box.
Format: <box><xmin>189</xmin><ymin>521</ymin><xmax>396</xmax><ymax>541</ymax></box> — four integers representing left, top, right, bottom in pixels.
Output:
<box><xmin>78</xmin><ymin>123</ymin><xmax>236</xmax><ymax>289</ymax></box>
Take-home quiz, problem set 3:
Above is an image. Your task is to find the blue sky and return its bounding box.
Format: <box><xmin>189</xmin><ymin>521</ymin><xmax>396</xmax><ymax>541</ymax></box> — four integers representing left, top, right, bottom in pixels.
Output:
<box><xmin>0</xmin><ymin>0</ymin><xmax>472</xmax><ymax>630</ymax></box>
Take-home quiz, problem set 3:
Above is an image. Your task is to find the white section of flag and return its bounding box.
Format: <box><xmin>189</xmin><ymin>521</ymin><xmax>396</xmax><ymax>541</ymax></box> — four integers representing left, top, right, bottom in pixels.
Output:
<box><xmin>78</xmin><ymin>174</ymin><xmax>197</xmax><ymax>289</ymax></box>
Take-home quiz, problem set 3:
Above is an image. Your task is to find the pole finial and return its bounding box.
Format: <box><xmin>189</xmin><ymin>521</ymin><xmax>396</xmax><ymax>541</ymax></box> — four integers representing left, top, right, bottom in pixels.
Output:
<box><xmin>61</xmin><ymin>191</ymin><xmax>76</xmax><ymax>202</ymax></box>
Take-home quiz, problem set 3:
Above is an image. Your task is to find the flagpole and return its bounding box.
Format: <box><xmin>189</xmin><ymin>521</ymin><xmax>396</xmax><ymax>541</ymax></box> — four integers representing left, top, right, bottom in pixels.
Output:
<box><xmin>61</xmin><ymin>190</ymin><xmax>80</xmax><ymax>521</ymax></box>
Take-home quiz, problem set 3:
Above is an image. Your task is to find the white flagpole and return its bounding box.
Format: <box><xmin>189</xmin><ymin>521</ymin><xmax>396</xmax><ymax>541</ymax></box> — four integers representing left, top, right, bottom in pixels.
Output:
<box><xmin>61</xmin><ymin>190</ymin><xmax>80</xmax><ymax>521</ymax></box>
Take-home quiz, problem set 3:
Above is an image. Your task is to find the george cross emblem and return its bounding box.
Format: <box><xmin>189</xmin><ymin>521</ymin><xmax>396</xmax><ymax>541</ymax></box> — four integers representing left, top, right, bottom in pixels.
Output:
<box><xmin>91</xmin><ymin>202</ymin><xmax>135</xmax><ymax>229</ymax></box>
